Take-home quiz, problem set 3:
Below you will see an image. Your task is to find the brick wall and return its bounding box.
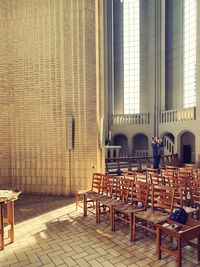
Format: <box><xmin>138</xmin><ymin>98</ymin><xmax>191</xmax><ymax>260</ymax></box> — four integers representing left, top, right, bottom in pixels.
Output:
<box><xmin>0</xmin><ymin>1</ymin><xmax>11</xmax><ymax>186</ymax></box>
<box><xmin>0</xmin><ymin>0</ymin><xmax>105</xmax><ymax>195</ymax></box>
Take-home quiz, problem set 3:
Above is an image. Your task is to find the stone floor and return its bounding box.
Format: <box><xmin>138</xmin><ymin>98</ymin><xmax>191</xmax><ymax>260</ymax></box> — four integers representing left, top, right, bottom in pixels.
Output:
<box><xmin>0</xmin><ymin>194</ymin><xmax>199</xmax><ymax>267</ymax></box>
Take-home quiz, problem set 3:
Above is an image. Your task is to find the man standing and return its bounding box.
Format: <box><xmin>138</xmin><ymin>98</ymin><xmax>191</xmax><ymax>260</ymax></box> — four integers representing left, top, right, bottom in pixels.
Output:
<box><xmin>151</xmin><ymin>137</ymin><xmax>163</xmax><ymax>169</ymax></box>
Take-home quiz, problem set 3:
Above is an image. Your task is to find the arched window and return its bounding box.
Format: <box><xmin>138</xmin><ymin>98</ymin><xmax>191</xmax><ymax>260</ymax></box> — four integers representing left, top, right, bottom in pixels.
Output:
<box><xmin>183</xmin><ymin>0</ymin><xmax>196</xmax><ymax>108</ymax></box>
<box><xmin>123</xmin><ymin>0</ymin><xmax>140</xmax><ymax>114</ymax></box>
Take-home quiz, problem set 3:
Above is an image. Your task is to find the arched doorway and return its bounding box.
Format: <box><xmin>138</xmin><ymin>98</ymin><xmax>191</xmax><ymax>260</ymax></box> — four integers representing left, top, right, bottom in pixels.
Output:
<box><xmin>113</xmin><ymin>134</ymin><xmax>128</xmax><ymax>157</ymax></box>
<box><xmin>132</xmin><ymin>134</ymin><xmax>148</xmax><ymax>157</ymax></box>
<box><xmin>179</xmin><ymin>131</ymin><xmax>195</xmax><ymax>163</ymax></box>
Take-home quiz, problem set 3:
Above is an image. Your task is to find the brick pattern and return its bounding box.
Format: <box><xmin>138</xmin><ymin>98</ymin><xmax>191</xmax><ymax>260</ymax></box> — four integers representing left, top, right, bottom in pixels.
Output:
<box><xmin>0</xmin><ymin>0</ymin><xmax>105</xmax><ymax>195</ymax></box>
<box><xmin>0</xmin><ymin>1</ymin><xmax>12</xmax><ymax>186</ymax></box>
<box><xmin>0</xmin><ymin>194</ymin><xmax>198</xmax><ymax>267</ymax></box>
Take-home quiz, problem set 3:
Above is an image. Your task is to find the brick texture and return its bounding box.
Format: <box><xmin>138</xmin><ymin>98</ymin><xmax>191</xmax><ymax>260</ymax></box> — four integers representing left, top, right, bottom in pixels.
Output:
<box><xmin>0</xmin><ymin>0</ymin><xmax>105</xmax><ymax>195</ymax></box>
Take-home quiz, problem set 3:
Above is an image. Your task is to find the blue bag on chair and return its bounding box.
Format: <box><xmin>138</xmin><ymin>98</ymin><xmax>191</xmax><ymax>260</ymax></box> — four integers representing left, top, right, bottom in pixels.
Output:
<box><xmin>170</xmin><ymin>208</ymin><xmax>189</xmax><ymax>224</ymax></box>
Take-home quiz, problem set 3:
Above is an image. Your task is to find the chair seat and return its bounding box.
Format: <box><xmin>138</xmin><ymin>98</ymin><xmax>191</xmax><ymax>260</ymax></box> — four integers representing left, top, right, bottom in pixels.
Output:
<box><xmin>135</xmin><ymin>210</ymin><xmax>169</xmax><ymax>223</ymax></box>
<box><xmin>115</xmin><ymin>203</ymin><xmax>145</xmax><ymax>214</ymax></box>
<box><xmin>182</xmin><ymin>206</ymin><xmax>199</xmax><ymax>214</ymax></box>
<box><xmin>76</xmin><ymin>189</ymin><xmax>90</xmax><ymax>195</ymax></box>
<box><xmin>86</xmin><ymin>191</ymin><xmax>101</xmax><ymax>200</ymax></box>
<box><xmin>100</xmin><ymin>197</ymin><xmax>124</xmax><ymax>207</ymax></box>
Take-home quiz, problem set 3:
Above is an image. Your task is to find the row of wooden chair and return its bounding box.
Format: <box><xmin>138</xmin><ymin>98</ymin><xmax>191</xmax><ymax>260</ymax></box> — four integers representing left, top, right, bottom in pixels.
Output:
<box><xmin>125</xmin><ymin>165</ymin><xmax>200</xmax><ymax>178</ymax></box>
<box><xmin>88</xmin><ymin>176</ymin><xmax>173</xmax><ymax>238</ymax></box>
<box><xmin>128</xmin><ymin>171</ymin><xmax>200</xmax><ymax>218</ymax></box>
<box><xmin>76</xmin><ymin>171</ymin><xmax>200</xmax><ymax>214</ymax></box>
<box><xmin>76</xmin><ymin>174</ymin><xmax>177</xmax><ymax>241</ymax></box>
<box><xmin>76</xmin><ymin>172</ymin><xmax>200</xmax><ymax>241</ymax></box>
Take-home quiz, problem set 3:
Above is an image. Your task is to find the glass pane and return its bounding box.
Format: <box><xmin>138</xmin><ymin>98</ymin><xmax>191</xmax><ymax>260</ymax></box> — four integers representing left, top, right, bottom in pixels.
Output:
<box><xmin>123</xmin><ymin>0</ymin><xmax>140</xmax><ymax>114</ymax></box>
<box><xmin>183</xmin><ymin>0</ymin><xmax>196</xmax><ymax>108</ymax></box>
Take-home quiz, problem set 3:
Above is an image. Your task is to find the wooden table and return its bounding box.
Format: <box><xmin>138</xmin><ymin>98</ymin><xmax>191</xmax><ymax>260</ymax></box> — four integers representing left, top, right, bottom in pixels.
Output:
<box><xmin>156</xmin><ymin>219</ymin><xmax>200</xmax><ymax>267</ymax></box>
<box><xmin>0</xmin><ymin>189</ymin><xmax>21</xmax><ymax>250</ymax></box>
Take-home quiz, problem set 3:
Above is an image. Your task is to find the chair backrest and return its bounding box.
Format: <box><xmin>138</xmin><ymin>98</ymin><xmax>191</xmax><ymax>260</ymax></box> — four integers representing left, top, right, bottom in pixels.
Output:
<box><xmin>190</xmin><ymin>179</ymin><xmax>200</xmax><ymax>205</ymax></box>
<box><xmin>184</xmin><ymin>163</ymin><xmax>197</xmax><ymax>169</ymax></box>
<box><xmin>124</xmin><ymin>171</ymin><xmax>135</xmax><ymax>181</ymax></box>
<box><xmin>151</xmin><ymin>185</ymin><xmax>175</xmax><ymax>215</ymax></box>
<box><xmin>101</xmin><ymin>174</ymin><xmax>115</xmax><ymax>197</ymax></box>
<box><xmin>177</xmin><ymin>168</ymin><xmax>192</xmax><ymax>175</ymax></box>
<box><xmin>123</xmin><ymin>170</ymin><xmax>135</xmax><ymax>176</ymax></box>
<box><xmin>160</xmin><ymin>157</ymin><xmax>165</xmax><ymax>168</ymax></box>
<box><xmin>161</xmin><ymin>169</ymin><xmax>176</xmax><ymax>177</ymax></box>
<box><xmin>119</xmin><ymin>177</ymin><xmax>133</xmax><ymax>202</ymax></box>
<box><xmin>132</xmin><ymin>181</ymin><xmax>150</xmax><ymax>208</ymax></box>
<box><xmin>176</xmin><ymin>172</ymin><xmax>191</xmax><ymax>186</ymax></box>
<box><xmin>160</xmin><ymin>170</ymin><xmax>175</xmax><ymax>186</ymax></box>
<box><xmin>166</xmin><ymin>165</ymin><xmax>177</xmax><ymax>171</ymax></box>
<box><xmin>192</xmin><ymin>172</ymin><xmax>200</xmax><ymax>181</ymax></box>
<box><xmin>108</xmin><ymin>177</ymin><xmax>133</xmax><ymax>202</ymax></box>
<box><xmin>91</xmin><ymin>173</ymin><xmax>103</xmax><ymax>193</ymax></box>
<box><xmin>135</xmin><ymin>173</ymin><xmax>148</xmax><ymax>183</ymax></box>
<box><xmin>149</xmin><ymin>174</ymin><xmax>165</xmax><ymax>186</ymax></box>
<box><xmin>146</xmin><ymin>168</ymin><xmax>158</xmax><ymax>174</ymax></box>
<box><xmin>168</xmin><ymin>175</ymin><xmax>188</xmax><ymax>204</ymax></box>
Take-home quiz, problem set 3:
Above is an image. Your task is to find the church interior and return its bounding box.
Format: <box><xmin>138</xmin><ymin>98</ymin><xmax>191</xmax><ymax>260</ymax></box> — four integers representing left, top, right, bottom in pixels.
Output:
<box><xmin>0</xmin><ymin>0</ymin><xmax>200</xmax><ymax>266</ymax></box>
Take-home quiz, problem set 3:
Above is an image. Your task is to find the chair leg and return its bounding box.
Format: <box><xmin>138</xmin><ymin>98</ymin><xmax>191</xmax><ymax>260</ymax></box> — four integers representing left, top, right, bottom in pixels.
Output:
<box><xmin>157</xmin><ymin>227</ymin><xmax>161</xmax><ymax>259</ymax></box>
<box><xmin>75</xmin><ymin>192</ymin><xmax>78</xmax><ymax>210</ymax></box>
<box><xmin>198</xmin><ymin>235</ymin><xmax>200</xmax><ymax>261</ymax></box>
<box><xmin>0</xmin><ymin>205</ymin><xmax>4</xmax><ymax>250</ymax></box>
<box><xmin>7</xmin><ymin>201</ymin><xmax>14</xmax><ymax>243</ymax></box>
<box><xmin>177</xmin><ymin>237</ymin><xmax>182</xmax><ymax>267</ymax></box>
<box><xmin>130</xmin><ymin>212</ymin><xmax>133</xmax><ymax>241</ymax></box>
<box><xmin>197</xmin><ymin>208</ymin><xmax>200</xmax><ymax>220</ymax></box>
<box><xmin>96</xmin><ymin>199</ymin><xmax>100</xmax><ymax>223</ymax></box>
<box><xmin>111</xmin><ymin>206</ymin><xmax>115</xmax><ymax>231</ymax></box>
<box><xmin>83</xmin><ymin>194</ymin><xmax>87</xmax><ymax>217</ymax></box>
<box><xmin>132</xmin><ymin>213</ymin><xmax>136</xmax><ymax>241</ymax></box>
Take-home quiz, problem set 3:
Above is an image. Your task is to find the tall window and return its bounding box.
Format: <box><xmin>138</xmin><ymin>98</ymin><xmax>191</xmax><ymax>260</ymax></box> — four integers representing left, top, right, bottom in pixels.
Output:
<box><xmin>183</xmin><ymin>0</ymin><xmax>196</xmax><ymax>108</ymax></box>
<box><xmin>123</xmin><ymin>0</ymin><xmax>140</xmax><ymax>114</ymax></box>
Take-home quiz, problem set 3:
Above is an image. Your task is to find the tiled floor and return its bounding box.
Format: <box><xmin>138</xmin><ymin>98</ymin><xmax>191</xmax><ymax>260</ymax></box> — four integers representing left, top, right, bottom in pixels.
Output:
<box><xmin>0</xmin><ymin>194</ymin><xmax>199</xmax><ymax>267</ymax></box>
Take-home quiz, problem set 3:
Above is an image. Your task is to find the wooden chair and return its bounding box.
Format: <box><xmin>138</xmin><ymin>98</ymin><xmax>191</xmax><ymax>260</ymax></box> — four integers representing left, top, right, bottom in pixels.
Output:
<box><xmin>112</xmin><ymin>181</ymin><xmax>150</xmax><ymax>240</ymax></box>
<box><xmin>75</xmin><ymin>173</ymin><xmax>103</xmax><ymax>215</ymax></box>
<box><xmin>168</xmin><ymin>175</ymin><xmax>198</xmax><ymax>219</ymax></box>
<box><xmin>156</xmin><ymin>218</ymin><xmax>200</xmax><ymax>267</ymax></box>
<box><xmin>96</xmin><ymin>177</ymin><xmax>132</xmax><ymax>225</ymax></box>
<box><xmin>132</xmin><ymin>185</ymin><xmax>175</xmax><ymax>241</ymax></box>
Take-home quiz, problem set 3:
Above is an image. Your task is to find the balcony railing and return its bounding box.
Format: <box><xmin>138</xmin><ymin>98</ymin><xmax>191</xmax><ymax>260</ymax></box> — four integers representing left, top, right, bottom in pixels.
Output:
<box><xmin>134</xmin><ymin>150</ymin><xmax>149</xmax><ymax>157</ymax></box>
<box><xmin>113</xmin><ymin>113</ymin><xmax>150</xmax><ymax>125</ymax></box>
<box><xmin>160</xmin><ymin>107</ymin><xmax>196</xmax><ymax>123</ymax></box>
<box><xmin>105</xmin><ymin>154</ymin><xmax>180</xmax><ymax>175</ymax></box>
<box><xmin>104</xmin><ymin>146</ymin><xmax>121</xmax><ymax>158</ymax></box>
